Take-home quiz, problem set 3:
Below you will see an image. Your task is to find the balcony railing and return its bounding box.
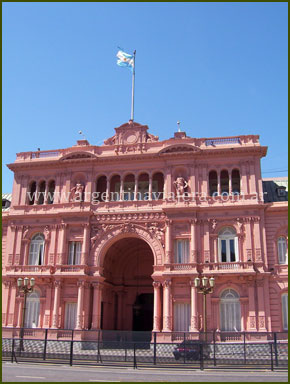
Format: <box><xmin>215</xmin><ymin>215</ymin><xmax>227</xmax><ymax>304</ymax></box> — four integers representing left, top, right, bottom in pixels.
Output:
<box><xmin>5</xmin><ymin>265</ymin><xmax>52</xmax><ymax>274</ymax></box>
<box><xmin>205</xmin><ymin>137</ymin><xmax>241</xmax><ymax>146</ymax></box>
<box><xmin>202</xmin><ymin>261</ymin><xmax>254</xmax><ymax>272</ymax></box>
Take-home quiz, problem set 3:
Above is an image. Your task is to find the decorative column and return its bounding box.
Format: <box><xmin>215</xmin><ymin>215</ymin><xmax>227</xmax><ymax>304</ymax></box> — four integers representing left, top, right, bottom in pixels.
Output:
<box><xmin>33</xmin><ymin>182</ymin><xmax>39</xmax><ymax>205</ymax></box>
<box><xmin>48</xmin><ymin>226</ymin><xmax>57</xmax><ymax>265</ymax></box>
<box><xmin>17</xmin><ymin>298</ymin><xmax>23</xmax><ymax>328</ymax></box>
<box><xmin>81</xmin><ymin>224</ymin><xmax>90</xmax><ymax>265</ymax></box>
<box><xmin>190</xmin><ymin>219</ymin><xmax>197</xmax><ymax>263</ymax></box>
<box><xmin>76</xmin><ymin>281</ymin><xmax>85</xmax><ymax>329</ymax></box>
<box><xmin>134</xmin><ymin>174</ymin><xmax>138</xmax><ymax>201</ymax></box>
<box><xmin>203</xmin><ymin>220</ymin><xmax>210</xmax><ymax>263</ymax></box>
<box><xmin>106</xmin><ymin>177</ymin><xmax>110</xmax><ymax>202</ymax></box>
<box><xmin>148</xmin><ymin>175</ymin><xmax>153</xmax><ymax>201</ymax></box>
<box><xmin>91</xmin><ymin>282</ymin><xmax>103</xmax><ymax>329</ymax></box>
<box><xmin>22</xmin><ymin>239</ymin><xmax>30</xmax><ymax>265</ymax></box>
<box><xmin>257</xmin><ymin>281</ymin><xmax>267</xmax><ymax>331</ymax></box>
<box><xmin>217</xmin><ymin>171</ymin><xmax>221</xmax><ymax>195</ymax></box>
<box><xmin>165</xmin><ymin>220</ymin><xmax>172</xmax><ymax>264</ymax></box>
<box><xmin>162</xmin><ymin>280</ymin><xmax>172</xmax><ymax>332</ymax></box>
<box><xmin>249</xmin><ymin>161</ymin><xmax>256</xmax><ymax>195</ymax></box>
<box><xmin>201</xmin><ymin>166</ymin><xmax>207</xmax><ymax>196</ymax></box>
<box><xmin>117</xmin><ymin>290</ymin><xmax>124</xmax><ymax>330</ymax></box>
<box><xmin>165</xmin><ymin>167</ymin><xmax>172</xmax><ymax>198</ymax></box>
<box><xmin>213</xmin><ymin>235</ymin><xmax>219</xmax><ymax>263</ymax></box>
<box><xmin>7</xmin><ymin>281</ymin><xmax>17</xmax><ymax>326</ymax></box>
<box><xmin>229</xmin><ymin>170</ymin><xmax>232</xmax><ymax>195</ymax></box>
<box><xmin>6</xmin><ymin>224</ymin><xmax>16</xmax><ymax>265</ymax></box>
<box><xmin>189</xmin><ymin>280</ymin><xmax>198</xmax><ymax>331</ymax></box>
<box><xmin>120</xmin><ymin>177</ymin><xmax>124</xmax><ymax>201</ymax></box>
<box><xmin>240</xmin><ymin>163</ymin><xmax>248</xmax><ymax>196</ymax></box>
<box><xmin>253</xmin><ymin>217</ymin><xmax>262</xmax><ymax>263</ymax></box>
<box><xmin>189</xmin><ymin>165</ymin><xmax>196</xmax><ymax>198</ymax></box>
<box><xmin>20</xmin><ymin>176</ymin><xmax>29</xmax><ymax>205</ymax></box>
<box><xmin>52</xmin><ymin>280</ymin><xmax>61</xmax><ymax>328</ymax></box>
<box><xmin>57</xmin><ymin>223</ymin><xmax>67</xmax><ymax>265</ymax></box>
<box><xmin>248</xmin><ymin>282</ymin><xmax>257</xmax><ymax>331</ymax></box>
<box><xmin>245</xmin><ymin>218</ymin><xmax>253</xmax><ymax>262</ymax></box>
<box><xmin>153</xmin><ymin>281</ymin><xmax>161</xmax><ymax>332</ymax></box>
<box><xmin>43</xmin><ymin>282</ymin><xmax>52</xmax><ymax>328</ymax></box>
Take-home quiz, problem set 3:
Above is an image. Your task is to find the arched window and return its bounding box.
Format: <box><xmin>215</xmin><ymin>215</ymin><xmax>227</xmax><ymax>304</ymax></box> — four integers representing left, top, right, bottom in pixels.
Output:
<box><xmin>27</xmin><ymin>181</ymin><xmax>36</xmax><ymax>205</ymax></box>
<box><xmin>220</xmin><ymin>289</ymin><xmax>241</xmax><ymax>331</ymax></box>
<box><xmin>138</xmin><ymin>173</ymin><xmax>149</xmax><ymax>200</ymax></box>
<box><xmin>24</xmin><ymin>291</ymin><xmax>40</xmax><ymax>328</ymax></box>
<box><xmin>123</xmin><ymin>174</ymin><xmax>135</xmax><ymax>201</ymax></box>
<box><xmin>220</xmin><ymin>170</ymin><xmax>229</xmax><ymax>195</ymax></box>
<box><xmin>28</xmin><ymin>234</ymin><xmax>45</xmax><ymax>265</ymax></box>
<box><xmin>37</xmin><ymin>181</ymin><xmax>46</xmax><ymax>205</ymax></box>
<box><xmin>232</xmin><ymin>169</ymin><xmax>240</xmax><ymax>194</ymax></box>
<box><xmin>209</xmin><ymin>171</ymin><xmax>218</xmax><ymax>196</ymax></box>
<box><xmin>152</xmin><ymin>172</ymin><xmax>164</xmax><ymax>200</ymax></box>
<box><xmin>95</xmin><ymin>176</ymin><xmax>107</xmax><ymax>202</ymax></box>
<box><xmin>218</xmin><ymin>227</ymin><xmax>239</xmax><ymax>262</ymax></box>
<box><xmin>278</xmin><ymin>237</ymin><xmax>288</xmax><ymax>264</ymax></box>
<box><xmin>47</xmin><ymin>180</ymin><xmax>55</xmax><ymax>204</ymax></box>
<box><xmin>282</xmin><ymin>293</ymin><xmax>288</xmax><ymax>330</ymax></box>
<box><xmin>110</xmin><ymin>175</ymin><xmax>121</xmax><ymax>201</ymax></box>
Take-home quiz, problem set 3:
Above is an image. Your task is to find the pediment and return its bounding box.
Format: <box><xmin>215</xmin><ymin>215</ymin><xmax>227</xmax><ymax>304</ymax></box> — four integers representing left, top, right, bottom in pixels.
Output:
<box><xmin>159</xmin><ymin>144</ymin><xmax>201</xmax><ymax>155</ymax></box>
<box><xmin>59</xmin><ymin>152</ymin><xmax>97</xmax><ymax>161</ymax></box>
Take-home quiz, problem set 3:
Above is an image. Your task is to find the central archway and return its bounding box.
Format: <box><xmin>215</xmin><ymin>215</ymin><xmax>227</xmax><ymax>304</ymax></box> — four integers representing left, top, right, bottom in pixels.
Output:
<box><xmin>101</xmin><ymin>237</ymin><xmax>154</xmax><ymax>331</ymax></box>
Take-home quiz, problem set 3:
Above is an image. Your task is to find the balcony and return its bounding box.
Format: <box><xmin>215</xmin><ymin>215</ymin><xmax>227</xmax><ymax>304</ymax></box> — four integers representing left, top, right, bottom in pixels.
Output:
<box><xmin>54</xmin><ymin>265</ymin><xmax>88</xmax><ymax>275</ymax></box>
<box><xmin>5</xmin><ymin>265</ymin><xmax>53</xmax><ymax>276</ymax></box>
<box><xmin>201</xmin><ymin>261</ymin><xmax>255</xmax><ymax>274</ymax></box>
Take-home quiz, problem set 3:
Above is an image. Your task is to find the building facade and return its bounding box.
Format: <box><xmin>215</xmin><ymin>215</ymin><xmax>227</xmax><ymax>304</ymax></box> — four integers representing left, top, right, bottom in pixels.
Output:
<box><xmin>2</xmin><ymin>121</ymin><xmax>288</xmax><ymax>338</ymax></box>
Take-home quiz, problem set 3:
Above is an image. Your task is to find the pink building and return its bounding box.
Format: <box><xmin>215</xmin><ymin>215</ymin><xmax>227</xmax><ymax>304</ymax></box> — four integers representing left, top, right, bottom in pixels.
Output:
<box><xmin>2</xmin><ymin>121</ymin><xmax>288</xmax><ymax>338</ymax></box>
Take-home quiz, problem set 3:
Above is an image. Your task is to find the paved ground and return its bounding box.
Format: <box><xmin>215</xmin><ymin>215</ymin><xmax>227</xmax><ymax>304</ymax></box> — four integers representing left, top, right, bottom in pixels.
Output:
<box><xmin>2</xmin><ymin>362</ymin><xmax>288</xmax><ymax>382</ymax></box>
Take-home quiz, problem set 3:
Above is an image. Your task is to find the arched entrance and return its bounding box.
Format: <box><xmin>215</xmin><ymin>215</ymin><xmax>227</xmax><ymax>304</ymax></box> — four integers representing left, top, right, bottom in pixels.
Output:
<box><xmin>101</xmin><ymin>237</ymin><xmax>154</xmax><ymax>331</ymax></box>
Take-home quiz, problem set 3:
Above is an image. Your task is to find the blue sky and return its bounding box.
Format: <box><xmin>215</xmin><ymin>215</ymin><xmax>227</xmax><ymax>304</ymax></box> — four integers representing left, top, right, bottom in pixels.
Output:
<box><xmin>3</xmin><ymin>2</ymin><xmax>288</xmax><ymax>192</ymax></box>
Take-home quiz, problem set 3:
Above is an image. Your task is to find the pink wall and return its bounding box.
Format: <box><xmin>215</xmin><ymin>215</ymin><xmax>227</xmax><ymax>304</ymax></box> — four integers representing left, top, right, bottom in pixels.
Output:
<box><xmin>2</xmin><ymin>121</ymin><xmax>288</xmax><ymax>335</ymax></box>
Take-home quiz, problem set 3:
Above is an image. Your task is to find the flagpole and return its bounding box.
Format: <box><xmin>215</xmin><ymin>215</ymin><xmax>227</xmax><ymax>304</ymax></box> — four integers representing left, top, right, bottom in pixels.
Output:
<box><xmin>131</xmin><ymin>50</ymin><xmax>136</xmax><ymax>121</ymax></box>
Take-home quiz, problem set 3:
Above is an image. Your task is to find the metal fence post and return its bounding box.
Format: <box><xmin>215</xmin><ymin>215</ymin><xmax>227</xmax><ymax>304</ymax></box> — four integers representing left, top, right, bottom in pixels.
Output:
<box><xmin>270</xmin><ymin>343</ymin><xmax>274</xmax><ymax>371</ymax></box>
<box><xmin>133</xmin><ymin>343</ymin><xmax>137</xmax><ymax>369</ymax></box>
<box><xmin>243</xmin><ymin>332</ymin><xmax>246</xmax><ymax>365</ymax></box>
<box><xmin>213</xmin><ymin>330</ymin><xmax>216</xmax><ymax>366</ymax></box>
<box><xmin>70</xmin><ymin>340</ymin><xmax>74</xmax><ymax>366</ymax></box>
<box><xmin>274</xmin><ymin>332</ymin><xmax>278</xmax><ymax>367</ymax></box>
<box><xmin>43</xmin><ymin>328</ymin><xmax>48</xmax><ymax>361</ymax></box>
<box><xmin>200</xmin><ymin>343</ymin><xmax>204</xmax><ymax>371</ymax></box>
<box><xmin>11</xmin><ymin>338</ymin><xmax>14</xmax><ymax>363</ymax></box>
<box><xmin>153</xmin><ymin>332</ymin><xmax>157</xmax><ymax>365</ymax></box>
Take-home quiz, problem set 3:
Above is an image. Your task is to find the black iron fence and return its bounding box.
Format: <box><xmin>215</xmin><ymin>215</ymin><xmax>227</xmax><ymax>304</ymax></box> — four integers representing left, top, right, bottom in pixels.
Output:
<box><xmin>2</xmin><ymin>329</ymin><xmax>288</xmax><ymax>371</ymax></box>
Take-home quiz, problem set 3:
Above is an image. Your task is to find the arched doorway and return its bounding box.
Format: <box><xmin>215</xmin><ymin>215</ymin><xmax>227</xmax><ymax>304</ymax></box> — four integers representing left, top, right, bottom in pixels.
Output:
<box><xmin>101</xmin><ymin>237</ymin><xmax>154</xmax><ymax>331</ymax></box>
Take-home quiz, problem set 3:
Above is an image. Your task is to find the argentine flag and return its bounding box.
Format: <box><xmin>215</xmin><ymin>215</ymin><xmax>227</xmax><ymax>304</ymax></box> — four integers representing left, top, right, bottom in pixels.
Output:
<box><xmin>116</xmin><ymin>49</ymin><xmax>134</xmax><ymax>71</ymax></box>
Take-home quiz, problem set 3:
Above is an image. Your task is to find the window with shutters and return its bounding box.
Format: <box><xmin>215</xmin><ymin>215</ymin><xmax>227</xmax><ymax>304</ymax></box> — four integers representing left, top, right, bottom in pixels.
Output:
<box><xmin>24</xmin><ymin>291</ymin><xmax>40</xmax><ymax>328</ymax></box>
<box><xmin>220</xmin><ymin>289</ymin><xmax>241</xmax><ymax>331</ymax></box>
<box><xmin>277</xmin><ymin>237</ymin><xmax>287</xmax><ymax>264</ymax></box>
<box><xmin>282</xmin><ymin>294</ymin><xmax>288</xmax><ymax>330</ymax></box>
<box><xmin>28</xmin><ymin>234</ymin><xmax>45</xmax><ymax>265</ymax></box>
<box><xmin>174</xmin><ymin>239</ymin><xmax>189</xmax><ymax>263</ymax></box>
<box><xmin>174</xmin><ymin>302</ymin><xmax>191</xmax><ymax>331</ymax></box>
<box><xmin>64</xmin><ymin>302</ymin><xmax>77</xmax><ymax>329</ymax></box>
<box><xmin>218</xmin><ymin>227</ymin><xmax>239</xmax><ymax>262</ymax></box>
<box><xmin>68</xmin><ymin>242</ymin><xmax>82</xmax><ymax>265</ymax></box>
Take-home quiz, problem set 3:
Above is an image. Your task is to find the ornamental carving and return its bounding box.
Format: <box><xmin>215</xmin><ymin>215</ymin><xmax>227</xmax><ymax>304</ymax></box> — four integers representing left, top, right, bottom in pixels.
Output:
<box><xmin>152</xmin><ymin>281</ymin><xmax>161</xmax><ymax>289</ymax></box>
<box><xmin>173</xmin><ymin>177</ymin><xmax>188</xmax><ymax>195</ymax></box>
<box><xmin>146</xmin><ymin>222</ymin><xmax>165</xmax><ymax>244</ymax></box>
<box><xmin>70</xmin><ymin>182</ymin><xmax>85</xmax><ymax>202</ymax></box>
<box><xmin>103</xmin><ymin>121</ymin><xmax>158</xmax><ymax>154</ymax></box>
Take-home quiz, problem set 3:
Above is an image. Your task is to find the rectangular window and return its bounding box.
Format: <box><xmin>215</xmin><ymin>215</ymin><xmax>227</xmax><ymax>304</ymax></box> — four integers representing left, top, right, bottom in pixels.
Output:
<box><xmin>68</xmin><ymin>242</ymin><xmax>82</xmax><ymax>265</ymax></box>
<box><xmin>230</xmin><ymin>239</ymin><xmax>235</xmax><ymax>262</ymax></box>
<box><xmin>221</xmin><ymin>240</ymin><xmax>227</xmax><ymax>262</ymax></box>
<box><xmin>174</xmin><ymin>239</ymin><xmax>189</xmax><ymax>263</ymax></box>
<box><xmin>174</xmin><ymin>303</ymin><xmax>190</xmax><ymax>331</ymax></box>
<box><xmin>282</xmin><ymin>294</ymin><xmax>288</xmax><ymax>330</ymax></box>
<box><xmin>64</xmin><ymin>303</ymin><xmax>77</xmax><ymax>329</ymax></box>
